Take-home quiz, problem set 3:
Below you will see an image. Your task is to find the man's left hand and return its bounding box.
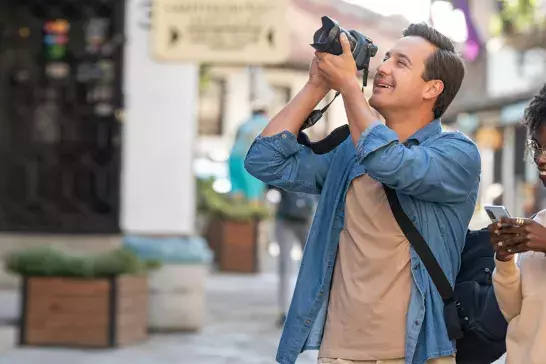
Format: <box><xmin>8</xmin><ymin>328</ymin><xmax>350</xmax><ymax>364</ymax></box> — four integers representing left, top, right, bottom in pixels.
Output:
<box><xmin>496</xmin><ymin>217</ymin><xmax>546</xmax><ymax>254</ymax></box>
<box><xmin>316</xmin><ymin>33</ymin><xmax>359</xmax><ymax>95</ymax></box>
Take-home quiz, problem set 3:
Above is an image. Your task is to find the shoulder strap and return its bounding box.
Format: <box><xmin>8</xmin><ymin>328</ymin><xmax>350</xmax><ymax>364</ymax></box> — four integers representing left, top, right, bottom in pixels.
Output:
<box><xmin>382</xmin><ymin>184</ymin><xmax>454</xmax><ymax>303</ymax></box>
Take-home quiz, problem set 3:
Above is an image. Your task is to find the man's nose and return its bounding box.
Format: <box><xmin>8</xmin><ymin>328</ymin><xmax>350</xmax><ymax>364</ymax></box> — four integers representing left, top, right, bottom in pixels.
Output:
<box><xmin>376</xmin><ymin>58</ymin><xmax>392</xmax><ymax>75</ymax></box>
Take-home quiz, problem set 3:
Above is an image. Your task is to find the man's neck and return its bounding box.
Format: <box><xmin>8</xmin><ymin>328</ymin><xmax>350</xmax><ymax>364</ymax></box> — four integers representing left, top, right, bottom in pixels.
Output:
<box><xmin>385</xmin><ymin>111</ymin><xmax>435</xmax><ymax>142</ymax></box>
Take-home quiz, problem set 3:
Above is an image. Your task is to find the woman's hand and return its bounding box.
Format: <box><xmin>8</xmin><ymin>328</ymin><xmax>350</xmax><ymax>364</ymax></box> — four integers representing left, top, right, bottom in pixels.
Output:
<box><xmin>493</xmin><ymin>217</ymin><xmax>546</xmax><ymax>255</ymax></box>
<box><xmin>488</xmin><ymin>222</ymin><xmax>516</xmax><ymax>261</ymax></box>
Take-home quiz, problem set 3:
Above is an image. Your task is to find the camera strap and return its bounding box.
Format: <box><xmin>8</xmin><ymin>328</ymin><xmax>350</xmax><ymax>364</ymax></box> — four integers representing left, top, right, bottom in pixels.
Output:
<box><xmin>297</xmin><ymin>73</ymin><xmax>366</xmax><ymax>155</ymax></box>
<box><xmin>382</xmin><ymin>182</ymin><xmax>464</xmax><ymax>341</ymax></box>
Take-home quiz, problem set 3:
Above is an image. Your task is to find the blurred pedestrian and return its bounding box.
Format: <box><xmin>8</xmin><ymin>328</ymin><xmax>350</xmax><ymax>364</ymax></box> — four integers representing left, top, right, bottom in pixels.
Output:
<box><xmin>488</xmin><ymin>83</ymin><xmax>546</xmax><ymax>364</ymax></box>
<box><xmin>228</xmin><ymin>99</ymin><xmax>270</xmax><ymax>205</ymax></box>
<box><xmin>274</xmin><ymin>189</ymin><xmax>316</xmax><ymax>327</ymax></box>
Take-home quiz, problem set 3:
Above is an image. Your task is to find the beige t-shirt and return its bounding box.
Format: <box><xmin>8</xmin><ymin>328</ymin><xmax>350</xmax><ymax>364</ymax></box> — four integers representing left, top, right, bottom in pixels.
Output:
<box><xmin>319</xmin><ymin>175</ymin><xmax>412</xmax><ymax>360</ymax></box>
<box><xmin>493</xmin><ymin>209</ymin><xmax>546</xmax><ymax>364</ymax></box>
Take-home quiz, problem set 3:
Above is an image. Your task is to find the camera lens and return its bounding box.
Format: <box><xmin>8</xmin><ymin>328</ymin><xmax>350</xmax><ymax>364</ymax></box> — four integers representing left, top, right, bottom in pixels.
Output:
<box><xmin>316</xmin><ymin>29</ymin><xmax>330</xmax><ymax>44</ymax></box>
<box><xmin>311</xmin><ymin>16</ymin><xmax>339</xmax><ymax>53</ymax></box>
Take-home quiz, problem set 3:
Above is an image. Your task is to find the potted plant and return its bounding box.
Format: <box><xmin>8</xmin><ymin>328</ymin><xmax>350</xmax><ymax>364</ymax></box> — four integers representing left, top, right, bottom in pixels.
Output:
<box><xmin>123</xmin><ymin>234</ymin><xmax>213</xmax><ymax>332</ymax></box>
<box><xmin>197</xmin><ymin>177</ymin><xmax>270</xmax><ymax>273</ymax></box>
<box><xmin>6</xmin><ymin>247</ymin><xmax>160</xmax><ymax>348</ymax></box>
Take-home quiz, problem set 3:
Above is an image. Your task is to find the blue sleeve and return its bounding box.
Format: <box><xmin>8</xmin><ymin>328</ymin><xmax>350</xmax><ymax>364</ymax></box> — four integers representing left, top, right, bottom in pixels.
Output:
<box><xmin>356</xmin><ymin>123</ymin><xmax>481</xmax><ymax>203</ymax></box>
<box><xmin>244</xmin><ymin>131</ymin><xmax>334</xmax><ymax>195</ymax></box>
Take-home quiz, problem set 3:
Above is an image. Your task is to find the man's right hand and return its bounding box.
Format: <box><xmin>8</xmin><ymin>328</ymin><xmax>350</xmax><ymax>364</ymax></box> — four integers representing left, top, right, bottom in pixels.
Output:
<box><xmin>308</xmin><ymin>54</ymin><xmax>330</xmax><ymax>92</ymax></box>
<box><xmin>487</xmin><ymin>222</ymin><xmax>515</xmax><ymax>262</ymax></box>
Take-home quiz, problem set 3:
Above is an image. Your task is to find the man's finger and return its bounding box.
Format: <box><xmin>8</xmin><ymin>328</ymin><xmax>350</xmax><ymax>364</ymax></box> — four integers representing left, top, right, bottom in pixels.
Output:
<box><xmin>318</xmin><ymin>68</ymin><xmax>330</xmax><ymax>81</ymax></box>
<box><xmin>340</xmin><ymin>33</ymin><xmax>352</xmax><ymax>56</ymax></box>
<box><xmin>317</xmin><ymin>62</ymin><xmax>325</xmax><ymax>72</ymax></box>
<box><xmin>317</xmin><ymin>59</ymin><xmax>330</xmax><ymax>71</ymax></box>
<box><xmin>315</xmin><ymin>51</ymin><xmax>328</xmax><ymax>61</ymax></box>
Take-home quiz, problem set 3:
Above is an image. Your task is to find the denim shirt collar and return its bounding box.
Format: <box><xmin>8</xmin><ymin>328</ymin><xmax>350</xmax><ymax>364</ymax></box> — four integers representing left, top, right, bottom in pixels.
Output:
<box><xmin>406</xmin><ymin>118</ymin><xmax>443</xmax><ymax>145</ymax></box>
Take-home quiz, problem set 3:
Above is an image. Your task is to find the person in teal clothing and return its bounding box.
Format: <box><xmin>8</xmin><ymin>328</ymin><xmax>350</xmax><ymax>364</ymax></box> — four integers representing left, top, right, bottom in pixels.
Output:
<box><xmin>229</xmin><ymin>100</ymin><xmax>270</xmax><ymax>204</ymax></box>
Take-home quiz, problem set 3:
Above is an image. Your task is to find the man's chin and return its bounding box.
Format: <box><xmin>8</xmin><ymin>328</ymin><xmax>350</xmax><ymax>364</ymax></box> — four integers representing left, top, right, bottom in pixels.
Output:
<box><xmin>369</xmin><ymin>96</ymin><xmax>383</xmax><ymax>112</ymax></box>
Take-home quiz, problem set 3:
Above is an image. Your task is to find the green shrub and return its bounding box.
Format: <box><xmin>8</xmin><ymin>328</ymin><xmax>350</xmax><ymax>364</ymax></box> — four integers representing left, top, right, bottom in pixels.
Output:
<box><xmin>5</xmin><ymin>246</ymin><xmax>161</xmax><ymax>278</ymax></box>
<box><xmin>196</xmin><ymin>177</ymin><xmax>271</xmax><ymax>222</ymax></box>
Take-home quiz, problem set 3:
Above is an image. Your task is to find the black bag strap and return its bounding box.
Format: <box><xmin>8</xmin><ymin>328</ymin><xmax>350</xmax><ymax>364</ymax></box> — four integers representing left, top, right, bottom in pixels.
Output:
<box><xmin>382</xmin><ymin>184</ymin><xmax>455</xmax><ymax>303</ymax></box>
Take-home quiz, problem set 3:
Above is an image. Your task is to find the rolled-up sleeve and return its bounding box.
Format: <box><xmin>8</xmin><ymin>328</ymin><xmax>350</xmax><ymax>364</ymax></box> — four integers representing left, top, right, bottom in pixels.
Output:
<box><xmin>355</xmin><ymin>124</ymin><xmax>481</xmax><ymax>203</ymax></box>
<box><xmin>244</xmin><ymin>131</ymin><xmax>334</xmax><ymax>195</ymax></box>
<box><xmin>493</xmin><ymin>257</ymin><xmax>522</xmax><ymax>322</ymax></box>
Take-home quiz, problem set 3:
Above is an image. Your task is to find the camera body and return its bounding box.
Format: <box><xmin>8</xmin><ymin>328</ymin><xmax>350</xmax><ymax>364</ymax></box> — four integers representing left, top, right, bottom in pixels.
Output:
<box><xmin>310</xmin><ymin>16</ymin><xmax>378</xmax><ymax>72</ymax></box>
<box><xmin>297</xmin><ymin>16</ymin><xmax>379</xmax><ymax>155</ymax></box>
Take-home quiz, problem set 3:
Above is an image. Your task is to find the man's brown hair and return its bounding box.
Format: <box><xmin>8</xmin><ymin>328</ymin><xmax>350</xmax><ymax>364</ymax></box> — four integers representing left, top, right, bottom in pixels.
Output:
<box><xmin>403</xmin><ymin>23</ymin><xmax>465</xmax><ymax>119</ymax></box>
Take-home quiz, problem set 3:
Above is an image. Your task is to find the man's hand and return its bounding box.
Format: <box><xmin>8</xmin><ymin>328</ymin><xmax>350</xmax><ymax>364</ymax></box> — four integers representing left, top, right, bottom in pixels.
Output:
<box><xmin>494</xmin><ymin>217</ymin><xmax>546</xmax><ymax>255</ymax></box>
<box><xmin>316</xmin><ymin>33</ymin><xmax>360</xmax><ymax>95</ymax></box>
<box><xmin>488</xmin><ymin>222</ymin><xmax>516</xmax><ymax>261</ymax></box>
<box><xmin>308</xmin><ymin>56</ymin><xmax>330</xmax><ymax>92</ymax></box>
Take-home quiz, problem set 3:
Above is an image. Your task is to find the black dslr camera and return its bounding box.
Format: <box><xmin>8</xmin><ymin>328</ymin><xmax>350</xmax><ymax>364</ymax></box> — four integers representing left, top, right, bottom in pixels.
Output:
<box><xmin>297</xmin><ymin>16</ymin><xmax>378</xmax><ymax>155</ymax></box>
<box><xmin>311</xmin><ymin>16</ymin><xmax>378</xmax><ymax>72</ymax></box>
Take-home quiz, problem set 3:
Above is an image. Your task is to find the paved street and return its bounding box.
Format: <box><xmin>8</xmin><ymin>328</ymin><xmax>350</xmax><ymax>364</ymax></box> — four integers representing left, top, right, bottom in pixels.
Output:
<box><xmin>0</xmin><ymin>272</ymin><xmax>506</xmax><ymax>364</ymax></box>
<box><xmin>0</xmin><ymin>273</ymin><xmax>317</xmax><ymax>364</ymax></box>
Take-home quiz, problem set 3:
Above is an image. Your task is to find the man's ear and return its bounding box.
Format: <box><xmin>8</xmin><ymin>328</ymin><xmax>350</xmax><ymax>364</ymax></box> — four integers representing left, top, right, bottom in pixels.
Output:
<box><xmin>423</xmin><ymin>79</ymin><xmax>444</xmax><ymax>101</ymax></box>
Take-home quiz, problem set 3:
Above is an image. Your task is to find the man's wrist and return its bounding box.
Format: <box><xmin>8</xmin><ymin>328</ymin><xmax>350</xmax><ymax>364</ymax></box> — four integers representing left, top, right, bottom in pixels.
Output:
<box><xmin>339</xmin><ymin>76</ymin><xmax>361</xmax><ymax>97</ymax></box>
<box><xmin>304</xmin><ymin>82</ymin><xmax>330</xmax><ymax>99</ymax></box>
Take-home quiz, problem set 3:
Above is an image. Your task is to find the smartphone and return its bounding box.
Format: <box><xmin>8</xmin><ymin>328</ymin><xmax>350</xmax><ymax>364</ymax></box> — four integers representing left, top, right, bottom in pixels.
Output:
<box><xmin>484</xmin><ymin>205</ymin><xmax>512</xmax><ymax>224</ymax></box>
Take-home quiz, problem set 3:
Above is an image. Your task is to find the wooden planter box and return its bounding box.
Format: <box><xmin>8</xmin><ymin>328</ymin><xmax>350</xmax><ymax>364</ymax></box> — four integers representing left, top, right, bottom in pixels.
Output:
<box><xmin>207</xmin><ymin>218</ymin><xmax>259</xmax><ymax>273</ymax></box>
<box><xmin>19</xmin><ymin>275</ymin><xmax>149</xmax><ymax>348</ymax></box>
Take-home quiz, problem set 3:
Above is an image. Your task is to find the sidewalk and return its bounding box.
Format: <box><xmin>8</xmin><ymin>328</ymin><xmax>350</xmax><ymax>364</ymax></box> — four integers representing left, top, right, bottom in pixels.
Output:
<box><xmin>0</xmin><ymin>273</ymin><xmax>506</xmax><ymax>364</ymax></box>
<box><xmin>0</xmin><ymin>273</ymin><xmax>317</xmax><ymax>364</ymax></box>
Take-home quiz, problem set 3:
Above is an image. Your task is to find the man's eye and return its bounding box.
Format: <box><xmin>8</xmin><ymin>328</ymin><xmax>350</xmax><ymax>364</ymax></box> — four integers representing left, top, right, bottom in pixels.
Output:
<box><xmin>397</xmin><ymin>60</ymin><xmax>406</xmax><ymax>66</ymax></box>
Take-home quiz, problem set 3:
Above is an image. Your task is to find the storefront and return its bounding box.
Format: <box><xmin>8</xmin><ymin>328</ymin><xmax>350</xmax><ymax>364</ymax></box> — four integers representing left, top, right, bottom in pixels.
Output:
<box><xmin>0</xmin><ymin>0</ymin><xmax>124</xmax><ymax>233</ymax></box>
<box><xmin>448</xmin><ymin>92</ymin><xmax>539</xmax><ymax>218</ymax></box>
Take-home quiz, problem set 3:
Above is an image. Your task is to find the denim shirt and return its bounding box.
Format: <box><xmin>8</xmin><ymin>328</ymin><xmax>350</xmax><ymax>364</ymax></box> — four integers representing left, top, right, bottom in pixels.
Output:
<box><xmin>244</xmin><ymin>119</ymin><xmax>481</xmax><ymax>364</ymax></box>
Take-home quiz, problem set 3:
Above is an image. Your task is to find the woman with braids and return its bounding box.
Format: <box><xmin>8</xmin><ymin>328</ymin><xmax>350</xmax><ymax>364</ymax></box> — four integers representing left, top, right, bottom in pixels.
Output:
<box><xmin>488</xmin><ymin>83</ymin><xmax>546</xmax><ymax>364</ymax></box>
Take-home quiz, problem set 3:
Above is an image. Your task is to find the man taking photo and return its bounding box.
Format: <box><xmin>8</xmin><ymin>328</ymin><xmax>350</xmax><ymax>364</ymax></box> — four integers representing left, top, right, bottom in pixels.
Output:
<box><xmin>245</xmin><ymin>23</ymin><xmax>481</xmax><ymax>364</ymax></box>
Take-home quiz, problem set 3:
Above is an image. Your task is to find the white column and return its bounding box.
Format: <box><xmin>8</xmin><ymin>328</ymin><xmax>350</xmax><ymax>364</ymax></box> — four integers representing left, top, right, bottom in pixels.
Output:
<box><xmin>224</xmin><ymin>68</ymin><xmax>251</xmax><ymax>142</ymax></box>
<box><xmin>479</xmin><ymin>147</ymin><xmax>494</xmax><ymax>206</ymax></box>
<box><xmin>502</xmin><ymin>126</ymin><xmax>516</xmax><ymax>214</ymax></box>
<box><xmin>121</xmin><ymin>0</ymin><xmax>210</xmax><ymax>332</ymax></box>
<box><xmin>121</xmin><ymin>0</ymin><xmax>198</xmax><ymax>235</ymax></box>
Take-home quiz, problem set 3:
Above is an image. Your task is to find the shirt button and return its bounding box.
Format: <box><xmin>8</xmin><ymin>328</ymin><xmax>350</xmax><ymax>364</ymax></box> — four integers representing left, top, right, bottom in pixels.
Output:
<box><xmin>282</xmin><ymin>133</ymin><xmax>287</xmax><ymax>138</ymax></box>
<box><xmin>319</xmin><ymin>290</ymin><xmax>324</xmax><ymax>296</ymax></box>
<box><xmin>414</xmin><ymin>320</ymin><xmax>420</xmax><ymax>325</ymax></box>
<box><xmin>305</xmin><ymin>320</ymin><xmax>311</xmax><ymax>325</ymax></box>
